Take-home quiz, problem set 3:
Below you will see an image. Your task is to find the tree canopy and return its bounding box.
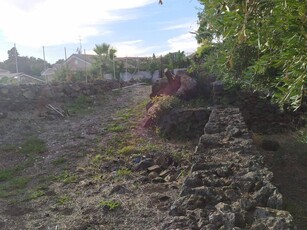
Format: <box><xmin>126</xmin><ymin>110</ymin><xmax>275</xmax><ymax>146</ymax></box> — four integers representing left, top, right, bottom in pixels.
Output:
<box><xmin>194</xmin><ymin>0</ymin><xmax>306</xmax><ymax>110</ymax></box>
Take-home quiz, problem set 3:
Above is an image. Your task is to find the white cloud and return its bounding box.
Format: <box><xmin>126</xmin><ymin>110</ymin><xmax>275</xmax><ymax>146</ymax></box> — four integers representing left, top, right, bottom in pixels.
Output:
<box><xmin>167</xmin><ymin>33</ymin><xmax>199</xmax><ymax>54</ymax></box>
<box><xmin>113</xmin><ymin>40</ymin><xmax>157</xmax><ymax>57</ymax></box>
<box><xmin>0</xmin><ymin>0</ymin><xmax>156</xmax><ymax>48</ymax></box>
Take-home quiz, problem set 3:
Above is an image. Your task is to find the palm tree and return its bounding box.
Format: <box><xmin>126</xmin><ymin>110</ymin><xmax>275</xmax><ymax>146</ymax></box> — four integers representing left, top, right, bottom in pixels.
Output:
<box><xmin>93</xmin><ymin>43</ymin><xmax>117</xmax><ymax>79</ymax></box>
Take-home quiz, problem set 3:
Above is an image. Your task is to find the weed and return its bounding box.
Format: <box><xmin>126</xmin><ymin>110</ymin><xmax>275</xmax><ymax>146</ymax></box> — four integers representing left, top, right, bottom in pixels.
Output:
<box><xmin>55</xmin><ymin>171</ymin><xmax>78</xmax><ymax>184</ymax></box>
<box><xmin>29</xmin><ymin>190</ymin><xmax>45</xmax><ymax>200</ymax></box>
<box><xmin>118</xmin><ymin>145</ymin><xmax>141</xmax><ymax>155</ymax></box>
<box><xmin>0</xmin><ymin>168</ymin><xmax>15</xmax><ymax>181</ymax></box>
<box><xmin>9</xmin><ymin>177</ymin><xmax>29</xmax><ymax>189</ymax></box>
<box><xmin>20</xmin><ymin>137</ymin><xmax>47</xmax><ymax>155</ymax></box>
<box><xmin>107</xmin><ymin>123</ymin><xmax>126</xmax><ymax>132</ymax></box>
<box><xmin>91</xmin><ymin>154</ymin><xmax>103</xmax><ymax>165</ymax></box>
<box><xmin>51</xmin><ymin>157</ymin><xmax>67</xmax><ymax>166</ymax></box>
<box><xmin>99</xmin><ymin>200</ymin><xmax>121</xmax><ymax>211</ymax></box>
<box><xmin>57</xmin><ymin>195</ymin><xmax>71</xmax><ymax>205</ymax></box>
<box><xmin>116</xmin><ymin>168</ymin><xmax>132</xmax><ymax>177</ymax></box>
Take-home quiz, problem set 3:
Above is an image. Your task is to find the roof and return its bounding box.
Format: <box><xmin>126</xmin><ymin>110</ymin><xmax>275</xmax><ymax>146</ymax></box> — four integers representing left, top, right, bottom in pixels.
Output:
<box><xmin>65</xmin><ymin>54</ymin><xmax>97</xmax><ymax>65</ymax></box>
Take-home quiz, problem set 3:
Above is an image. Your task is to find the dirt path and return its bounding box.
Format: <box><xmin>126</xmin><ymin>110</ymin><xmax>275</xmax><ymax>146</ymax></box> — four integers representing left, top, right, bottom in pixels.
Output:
<box><xmin>0</xmin><ymin>84</ymin><xmax>195</xmax><ymax>229</ymax></box>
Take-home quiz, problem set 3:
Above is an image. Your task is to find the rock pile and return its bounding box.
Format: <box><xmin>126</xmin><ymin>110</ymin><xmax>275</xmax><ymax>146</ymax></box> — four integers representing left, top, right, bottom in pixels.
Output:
<box><xmin>162</xmin><ymin>107</ymin><xmax>296</xmax><ymax>229</ymax></box>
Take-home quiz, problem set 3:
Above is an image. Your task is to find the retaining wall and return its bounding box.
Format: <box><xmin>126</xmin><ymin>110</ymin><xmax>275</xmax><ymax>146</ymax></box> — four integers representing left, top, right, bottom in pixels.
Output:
<box><xmin>162</xmin><ymin>106</ymin><xmax>295</xmax><ymax>229</ymax></box>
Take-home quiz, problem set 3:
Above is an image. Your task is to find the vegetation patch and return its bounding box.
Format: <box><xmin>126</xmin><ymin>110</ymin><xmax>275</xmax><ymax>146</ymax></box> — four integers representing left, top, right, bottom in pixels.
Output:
<box><xmin>20</xmin><ymin>137</ymin><xmax>47</xmax><ymax>155</ymax></box>
<box><xmin>99</xmin><ymin>199</ymin><xmax>121</xmax><ymax>211</ymax></box>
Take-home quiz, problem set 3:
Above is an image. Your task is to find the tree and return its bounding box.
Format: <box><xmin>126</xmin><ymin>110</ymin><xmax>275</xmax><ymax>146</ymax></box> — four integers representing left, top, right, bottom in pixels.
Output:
<box><xmin>0</xmin><ymin>47</ymin><xmax>50</xmax><ymax>76</ymax></box>
<box><xmin>93</xmin><ymin>43</ymin><xmax>117</xmax><ymax>79</ymax></box>
<box><xmin>195</xmin><ymin>0</ymin><xmax>307</xmax><ymax>110</ymax></box>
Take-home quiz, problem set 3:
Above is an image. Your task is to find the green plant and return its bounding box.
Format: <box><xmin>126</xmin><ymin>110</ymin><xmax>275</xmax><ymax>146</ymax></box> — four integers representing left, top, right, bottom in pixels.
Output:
<box><xmin>55</xmin><ymin>171</ymin><xmax>78</xmax><ymax>184</ymax></box>
<box><xmin>148</xmin><ymin>95</ymin><xmax>181</xmax><ymax>121</ymax></box>
<box><xmin>196</xmin><ymin>0</ymin><xmax>307</xmax><ymax>110</ymax></box>
<box><xmin>57</xmin><ymin>195</ymin><xmax>71</xmax><ymax>205</ymax></box>
<box><xmin>29</xmin><ymin>189</ymin><xmax>45</xmax><ymax>200</ymax></box>
<box><xmin>98</xmin><ymin>199</ymin><xmax>121</xmax><ymax>211</ymax></box>
<box><xmin>118</xmin><ymin>145</ymin><xmax>140</xmax><ymax>155</ymax></box>
<box><xmin>107</xmin><ymin>123</ymin><xmax>126</xmax><ymax>132</ymax></box>
<box><xmin>296</xmin><ymin>129</ymin><xmax>307</xmax><ymax>144</ymax></box>
<box><xmin>20</xmin><ymin>137</ymin><xmax>47</xmax><ymax>155</ymax></box>
<box><xmin>116</xmin><ymin>168</ymin><xmax>132</xmax><ymax>177</ymax></box>
<box><xmin>0</xmin><ymin>168</ymin><xmax>15</xmax><ymax>181</ymax></box>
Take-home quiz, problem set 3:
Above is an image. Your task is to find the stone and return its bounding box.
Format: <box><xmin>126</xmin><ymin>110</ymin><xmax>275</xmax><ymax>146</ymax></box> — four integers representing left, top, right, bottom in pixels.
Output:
<box><xmin>134</xmin><ymin>158</ymin><xmax>154</xmax><ymax>171</ymax></box>
<box><xmin>148</xmin><ymin>165</ymin><xmax>162</xmax><ymax>173</ymax></box>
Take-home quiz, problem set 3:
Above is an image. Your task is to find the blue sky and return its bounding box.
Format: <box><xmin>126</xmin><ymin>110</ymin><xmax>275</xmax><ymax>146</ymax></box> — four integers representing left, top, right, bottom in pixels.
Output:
<box><xmin>0</xmin><ymin>0</ymin><xmax>203</xmax><ymax>64</ymax></box>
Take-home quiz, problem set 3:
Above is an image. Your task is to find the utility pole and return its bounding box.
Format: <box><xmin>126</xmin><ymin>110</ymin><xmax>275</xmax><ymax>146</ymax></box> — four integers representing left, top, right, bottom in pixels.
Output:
<box><xmin>84</xmin><ymin>49</ymin><xmax>88</xmax><ymax>84</ymax></box>
<box><xmin>14</xmin><ymin>43</ymin><xmax>19</xmax><ymax>73</ymax></box>
<box><xmin>78</xmin><ymin>35</ymin><xmax>82</xmax><ymax>54</ymax></box>
<box><xmin>43</xmin><ymin>46</ymin><xmax>47</xmax><ymax>82</ymax></box>
<box><xmin>64</xmin><ymin>47</ymin><xmax>68</xmax><ymax>82</ymax></box>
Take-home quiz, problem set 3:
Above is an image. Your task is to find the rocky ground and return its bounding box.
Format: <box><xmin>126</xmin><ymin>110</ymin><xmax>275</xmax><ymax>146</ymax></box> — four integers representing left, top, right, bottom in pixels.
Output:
<box><xmin>0</xmin><ymin>84</ymin><xmax>306</xmax><ymax>229</ymax></box>
<box><xmin>0</xmin><ymin>84</ymin><xmax>198</xmax><ymax>229</ymax></box>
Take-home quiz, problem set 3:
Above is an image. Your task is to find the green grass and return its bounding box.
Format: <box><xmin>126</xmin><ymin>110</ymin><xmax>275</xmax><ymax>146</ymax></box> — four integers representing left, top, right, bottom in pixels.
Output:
<box><xmin>55</xmin><ymin>170</ymin><xmax>78</xmax><ymax>184</ymax></box>
<box><xmin>118</xmin><ymin>145</ymin><xmax>141</xmax><ymax>155</ymax></box>
<box><xmin>0</xmin><ymin>175</ymin><xmax>30</xmax><ymax>198</ymax></box>
<box><xmin>107</xmin><ymin>123</ymin><xmax>126</xmax><ymax>132</ymax></box>
<box><xmin>116</xmin><ymin>168</ymin><xmax>132</xmax><ymax>177</ymax></box>
<box><xmin>57</xmin><ymin>194</ymin><xmax>71</xmax><ymax>205</ymax></box>
<box><xmin>0</xmin><ymin>168</ymin><xmax>16</xmax><ymax>181</ymax></box>
<box><xmin>20</xmin><ymin>137</ymin><xmax>47</xmax><ymax>155</ymax></box>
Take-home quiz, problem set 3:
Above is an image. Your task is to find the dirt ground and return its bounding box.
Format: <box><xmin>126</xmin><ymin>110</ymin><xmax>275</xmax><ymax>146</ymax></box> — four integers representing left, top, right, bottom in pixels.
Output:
<box><xmin>0</xmin><ymin>84</ymin><xmax>306</xmax><ymax>229</ymax></box>
<box><xmin>0</xmin><ymin>84</ymin><xmax>197</xmax><ymax>229</ymax></box>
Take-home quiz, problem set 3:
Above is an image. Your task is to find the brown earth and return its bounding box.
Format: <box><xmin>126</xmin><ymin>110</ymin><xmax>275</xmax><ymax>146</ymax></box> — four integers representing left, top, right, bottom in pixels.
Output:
<box><xmin>0</xmin><ymin>84</ymin><xmax>196</xmax><ymax>229</ymax></box>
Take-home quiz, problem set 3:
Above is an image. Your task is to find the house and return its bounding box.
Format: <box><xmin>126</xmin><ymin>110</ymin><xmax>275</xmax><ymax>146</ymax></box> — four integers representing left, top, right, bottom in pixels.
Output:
<box><xmin>41</xmin><ymin>64</ymin><xmax>62</xmax><ymax>82</ymax></box>
<box><xmin>10</xmin><ymin>73</ymin><xmax>45</xmax><ymax>84</ymax></box>
<box><xmin>64</xmin><ymin>54</ymin><xmax>96</xmax><ymax>72</ymax></box>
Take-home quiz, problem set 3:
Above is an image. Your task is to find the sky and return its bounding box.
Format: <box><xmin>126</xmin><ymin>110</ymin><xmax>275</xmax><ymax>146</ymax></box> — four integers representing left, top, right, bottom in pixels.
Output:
<box><xmin>0</xmin><ymin>0</ymin><xmax>203</xmax><ymax>64</ymax></box>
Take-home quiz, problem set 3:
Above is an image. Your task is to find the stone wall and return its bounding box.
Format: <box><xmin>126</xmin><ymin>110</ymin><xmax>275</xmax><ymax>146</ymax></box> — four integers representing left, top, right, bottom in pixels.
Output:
<box><xmin>0</xmin><ymin>80</ymin><xmax>122</xmax><ymax>112</ymax></box>
<box><xmin>162</xmin><ymin>107</ymin><xmax>296</xmax><ymax>229</ymax></box>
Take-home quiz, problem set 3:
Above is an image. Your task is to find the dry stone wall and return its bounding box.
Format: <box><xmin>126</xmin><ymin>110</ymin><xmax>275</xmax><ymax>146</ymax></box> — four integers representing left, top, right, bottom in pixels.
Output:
<box><xmin>0</xmin><ymin>81</ymin><xmax>121</xmax><ymax>112</ymax></box>
<box><xmin>162</xmin><ymin>107</ymin><xmax>296</xmax><ymax>229</ymax></box>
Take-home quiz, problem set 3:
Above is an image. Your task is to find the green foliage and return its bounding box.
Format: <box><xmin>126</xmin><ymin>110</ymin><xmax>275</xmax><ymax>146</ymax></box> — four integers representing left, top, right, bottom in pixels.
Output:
<box><xmin>0</xmin><ymin>168</ymin><xmax>15</xmax><ymax>181</ymax></box>
<box><xmin>118</xmin><ymin>145</ymin><xmax>141</xmax><ymax>155</ymax></box>
<box><xmin>196</xmin><ymin>0</ymin><xmax>307</xmax><ymax>110</ymax></box>
<box><xmin>99</xmin><ymin>199</ymin><xmax>121</xmax><ymax>211</ymax></box>
<box><xmin>148</xmin><ymin>95</ymin><xmax>181</xmax><ymax>120</ymax></box>
<box><xmin>0</xmin><ymin>47</ymin><xmax>50</xmax><ymax>76</ymax></box>
<box><xmin>116</xmin><ymin>168</ymin><xmax>132</xmax><ymax>177</ymax></box>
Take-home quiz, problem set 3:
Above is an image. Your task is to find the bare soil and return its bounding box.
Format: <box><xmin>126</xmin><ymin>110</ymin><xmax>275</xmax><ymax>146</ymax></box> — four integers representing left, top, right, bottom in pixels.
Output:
<box><xmin>0</xmin><ymin>84</ymin><xmax>306</xmax><ymax>229</ymax></box>
<box><xmin>0</xmin><ymin>85</ymin><xmax>196</xmax><ymax>230</ymax></box>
